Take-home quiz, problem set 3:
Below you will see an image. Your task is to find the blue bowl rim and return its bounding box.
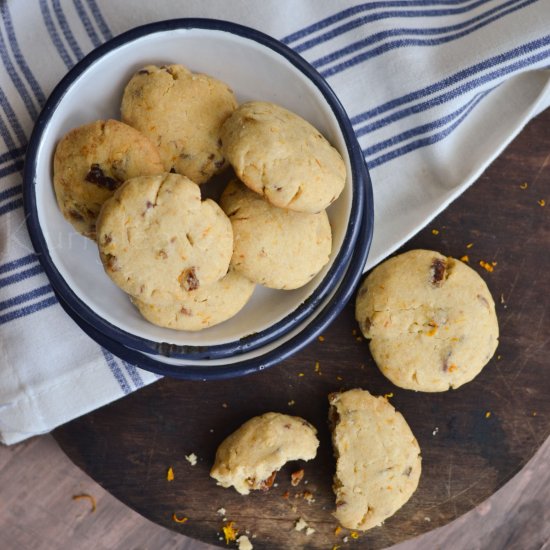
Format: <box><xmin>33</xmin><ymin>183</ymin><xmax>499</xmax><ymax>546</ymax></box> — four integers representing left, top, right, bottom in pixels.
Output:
<box><xmin>53</xmin><ymin>189</ymin><xmax>374</xmax><ymax>381</ymax></box>
<box><xmin>23</xmin><ymin>17</ymin><xmax>370</xmax><ymax>360</ymax></box>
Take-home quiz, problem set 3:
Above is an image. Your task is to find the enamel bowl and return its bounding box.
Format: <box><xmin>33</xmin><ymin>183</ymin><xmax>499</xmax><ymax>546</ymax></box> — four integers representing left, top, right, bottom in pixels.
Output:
<box><xmin>24</xmin><ymin>19</ymin><xmax>373</xmax><ymax>370</ymax></box>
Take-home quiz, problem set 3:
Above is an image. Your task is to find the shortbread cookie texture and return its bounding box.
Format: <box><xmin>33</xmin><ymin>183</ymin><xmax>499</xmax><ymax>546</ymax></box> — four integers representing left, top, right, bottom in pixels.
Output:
<box><xmin>220</xmin><ymin>101</ymin><xmax>345</xmax><ymax>213</ymax></box>
<box><xmin>96</xmin><ymin>173</ymin><xmax>233</xmax><ymax>304</ymax></box>
<box><xmin>121</xmin><ymin>64</ymin><xmax>237</xmax><ymax>183</ymax></box>
<box><xmin>329</xmin><ymin>389</ymin><xmax>421</xmax><ymax>531</ymax></box>
<box><xmin>356</xmin><ymin>250</ymin><xmax>499</xmax><ymax>392</ymax></box>
<box><xmin>210</xmin><ymin>412</ymin><xmax>319</xmax><ymax>495</ymax></box>
<box><xmin>220</xmin><ymin>179</ymin><xmax>332</xmax><ymax>289</ymax></box>
<box><xmin>53</xmin><ymin>119</ymin><xmax>163</xmax><ymax>239</ymax></box>
<box><xmin>132</xmin><ymin>267</ymin><xmax>255</xmax><ymax>331</ymax></box>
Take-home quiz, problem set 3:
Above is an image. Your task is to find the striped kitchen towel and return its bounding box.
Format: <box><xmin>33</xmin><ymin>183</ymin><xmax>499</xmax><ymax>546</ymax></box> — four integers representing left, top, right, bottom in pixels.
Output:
<box><xmin>1</xmin><ymin>0</ymin><xmax>549</xmax><ymax>444</ymax></box>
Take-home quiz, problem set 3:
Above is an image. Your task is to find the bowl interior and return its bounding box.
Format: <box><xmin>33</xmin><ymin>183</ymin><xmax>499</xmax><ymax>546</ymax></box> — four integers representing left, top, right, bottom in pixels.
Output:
<box><xmin>34</xmin><ymin>26</ymin><xmax>353</xmax><ymax>347</ymax></box>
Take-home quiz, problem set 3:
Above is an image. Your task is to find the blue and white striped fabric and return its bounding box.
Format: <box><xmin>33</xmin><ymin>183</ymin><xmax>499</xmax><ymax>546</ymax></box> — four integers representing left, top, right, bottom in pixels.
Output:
<box><xmin>1</xmin><ymin>0</ymin><xmax>549</xmax><ymax>444</ymax></box>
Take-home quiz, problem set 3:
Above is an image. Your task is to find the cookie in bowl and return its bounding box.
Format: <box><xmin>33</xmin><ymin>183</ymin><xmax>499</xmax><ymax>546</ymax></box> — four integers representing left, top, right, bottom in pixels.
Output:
<box><xmin>220</xmin><ymin>101</ymin><xmax>346</xmax><ymax>213</ymax></box>
<box><xmin>121</xmin><ymin>64</ymin><xmax>237</xmax><ymax>183</ymax></box>
<box><xmin>96</xmin><ymin>172</ymin><xmax>233</xmax><ymax>304</ymax></box>
<box><xmin>53</xmin><ymin>119</ymin><xmax>163</xmax><ymax>239</ymax></box>
<box><xmin>220</xmin><ymin>179</ymin><xmax>332</xmax><ymax>290</ymax></box>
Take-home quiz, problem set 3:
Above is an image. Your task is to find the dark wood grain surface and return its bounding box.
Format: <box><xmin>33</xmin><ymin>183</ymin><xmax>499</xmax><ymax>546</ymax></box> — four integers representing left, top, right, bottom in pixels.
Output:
<box><xmin>54</xmin><ymin>109</ymin><xmax>550</xmax><ymax>550</ymax></box>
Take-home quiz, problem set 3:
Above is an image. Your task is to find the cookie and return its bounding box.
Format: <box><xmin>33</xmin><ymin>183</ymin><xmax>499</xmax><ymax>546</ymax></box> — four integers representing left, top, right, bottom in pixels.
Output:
<box><xmin>220</xmin><ymin>101</ymin><xmax>346</xmax><ymax>213</ymax></box>
<box><xmin>132</xmin><ymin>267</ymin><xmax>255</xmax><ymax>331</ymax></box>
<box><xmin>210</xmin><ymin>412</ymin><xmax>319</xmax><ymax>495</ymax></box>
<box><xmin>220</xmin><ymin>179</ymin><xmax>332</xmax><ymax>289</ymax></box>
<box><xmin>96</xmin><ymin>173</ymin><xmax>233</xmax><ymax>304</ymax></box>
<box><xmin>329</xmin><ymin>389</ymin><xmax>421</xmax><ymax>531</ymax></box>
<box><xmin>356</xmin><ymin>250</ymin><xmax>499</xmax><ymax>392</ymax></box>
<box><xmin>121</xmin><ymin>64</ymin><xmax>237</xmax><ymax>184</ymax></box>
<box><xmin>53</xmin><ymin>119</ymin><xmax>163</xmax><ymax>239</ymax></box>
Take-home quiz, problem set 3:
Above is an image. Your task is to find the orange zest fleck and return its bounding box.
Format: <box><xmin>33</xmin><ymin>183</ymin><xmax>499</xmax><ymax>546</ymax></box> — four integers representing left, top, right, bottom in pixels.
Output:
<box><xmin>479</xmin><ymin>260</ymin><xmax>494</xmax><ymax>273</ymax></box>
<box><xmin>298</xmin><ymin>373</ymin><xmax>305</xmax><ymax>377</ymax></box>
<box><xmin>291</xmin><ymin>469</ymin><xmax>305</xmax><ymax>487</ymax></box>
<box><xmin>485</xmin><ymin>411</ymin><xmax>491</xmax><ymax>419</ymax></box>
<box><xmin>172</xmin><ymin>513</ymin><xmax>188</xmax><ymax>523</ymax></box>
<box><xmin>282</xmin><ymin>490</ymin><xmax>290</xmax><ymax>499</ymax></box>
<box><xmin>166</xmin><ymin>467</ymin><xmax>174</xmax><ymax>481</ymax></box>
<box><xmin>447</xmin><ymin>364</ymin><xmax>458</xmax><ymax>373</ymax></box>
<box><xmin>72</xmin><ymin>494</ymin><xmax>96</xmax><ymax>513</ymax></box>
<box><xmin>538</xmin><ymin>199</ymin><xmax>546</xmax><ymax>207</ymax></box>
<box><xmin>426</xmin><ymin>323</ymin><xmax>438</xmax><ymax>336</ymax></box>
<box><xmin>318</xmin><ymin>335</ymin><xmax>325</xmax><ymax>342</ymax></box>
<box><xmin>314</xmin><ymin>361</ymin><xmax>321</xmax><ymax>373</ymax></box>
<box><xmin>519</xmin><ymin>182</ymin><xmax>528</xmax><ymax>189</ymax></box>
<box><xmin>383</xmin><ymin>392</ymin><xmax>394</xmax><ymax>399</ymax></box>
<box><xmin>350</xmin><ymin>531</ymin><xmax>360</xmax><ymax>539</ymax></box>
<box><xmin>460</xmin><ymin>255</ymin><xmax>469</xmax><ymax>263</ymax></box>
<box><xmin>431</xmin><ymin>229</ymin><xmax>439</xmax><ymax>235</ymax></box>
<box><xmin>222</xmin><ymin>521</ymin><xmax>238</xmax><ymax>544</ymax></box>
<box><xmin>334</xmin><ymin>526</ymin><xmax>342</xmax><ymax>536</ymax></box>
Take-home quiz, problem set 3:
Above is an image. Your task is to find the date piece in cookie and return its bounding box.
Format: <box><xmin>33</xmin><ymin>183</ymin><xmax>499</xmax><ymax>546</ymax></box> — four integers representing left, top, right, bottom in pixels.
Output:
<box><xmin>220</xmin><ymin>101</ymin><xmax>346</xmax><ymax>213</ymax></box>
<box><xmin>220</xmin><ymin>179</ymin><xmax>332</xmax><ymax>289</ymax></box>
<box><xmin>96</xmin><ymin>173</ymin><xmax>233</xmax><ymax>304</ymax></box>
<box><xmin>329</xmin><ymin>389</ymin><xmax>421</xmax><ymax>531</ymax></box>
<box><xmin>53</xmin><ymin>119</ymin><xmax>163</xmax><ymax>239</ymax></box>
<box><xmin>121</xmin><ymin>64</ymin><xmax>237</xmax><ymax>184</ymax></box>
<box><xmin>355</xmin><ymin>249</ymin><xmax>499</xmax><ymax>392</ymax></box>
<box><xmin>210</xmin><ymin>412</ymin><xmax>319</xmax><ymax>495</ymax></box>
<box><xmin>132</xmin><ymin>267</ymin><xmax>255</xmax><ymax>331</ymax></box>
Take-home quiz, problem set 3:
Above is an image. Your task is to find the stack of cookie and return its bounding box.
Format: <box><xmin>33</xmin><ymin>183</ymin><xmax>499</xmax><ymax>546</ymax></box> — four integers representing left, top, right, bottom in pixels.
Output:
<box><xmin>53</xmin><ymin>64</ymin><xmax>346</xmax><ymax>331</ymax></box>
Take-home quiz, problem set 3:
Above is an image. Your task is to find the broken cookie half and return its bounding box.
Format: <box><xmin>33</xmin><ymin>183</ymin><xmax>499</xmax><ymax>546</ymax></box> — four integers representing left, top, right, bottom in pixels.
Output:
<box><xmin>210</xmin><ymin>412</ymin><xmax>319</xmax><ymax>495</ymax></box>
<box><xmin>329</xmin><ymin>389</ymin><xmax>421</xmax><ymax>531</ymax></box>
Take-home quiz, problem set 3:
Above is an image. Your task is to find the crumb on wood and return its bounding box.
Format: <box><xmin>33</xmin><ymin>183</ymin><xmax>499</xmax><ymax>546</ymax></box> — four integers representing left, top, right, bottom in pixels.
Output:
<box><xmin>185</xmin><ymin>453</ymin><xmax>198</xmax><ymax>466</ymax></box>
<box><xmin>237</xmin><ymin>534</ymin><xmax>254</xmax><ymax>550</ymax></box>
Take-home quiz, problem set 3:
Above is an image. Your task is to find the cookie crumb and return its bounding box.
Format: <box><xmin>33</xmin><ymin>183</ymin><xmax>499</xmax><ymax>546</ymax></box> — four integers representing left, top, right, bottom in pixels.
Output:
<box><xmin>432</xmin><ymin>427</ymin><xmax>439</xmax><ymax>436</ymax></box>
<box><xmin>424</xmin><ymin>516</ymin><xmax>431</xmax><ymax>522</ymax></box>
<box><xmin>343</xmin><ymin>536</ymin><xmax>349</xmax><ymax>543</ymax></box>
<box><xmin>532</xmin><ymin>411</ymin><xmax>538</xmax><ymax>417</ymax></box>
<box><xmin>222</xmin><ymin>403</ymin><xmax>228</xmax><ymax>408</ymax></box>
<box><xmin>350</xmin><ymin>531</ymin><xmax>359</xmax><ymax>539</ymax></box>
<box><xmin>314</xmin><ymin>361</ymin><xmax>321</xmax><ymax>373</ymax></box>
<box><xmin>306</xmin><ymin>527</ymin><xmax>315</xmax><ymax>536</ymax></box>
<box><xmin>288</xmin><ymin>400</ymin><xmax>295</xmax><ymax>406</ymax></box>
<box><xmin>431</xmin><ymin>229</ymin><xmax>439</xmax><ymax>235</ymax></box>
<box><xmin>185</xmin><ymin>453</ymin><xmax>198</xmax><ymax>466</ymax></box>
<box><xmin>519</xmin><ymin>182</ymin><xmax>528</xmax><ymax>189</ymax></box>
<box><xmin>538</xmin><ymin>199</ymin><xmax>546</xmax><ymax>207</ymax></box>
<box><xmin>318</xmin><ymin>335</ymin><xmax>325</xmax><ymax>342</ymax></box>
<box><xmin>303</xmin><ymin>490</ymin><xmax>315</xmax><ymax>504</ymax></box>
<box><xmin>237</xmin><ymin>535</ymin><xmax>253</xmax><ymax>550</ymax></box>
<box><xmin>298</xmin><ymin>373</ymin><xmax>305</xmax><ymax>377</ymax></box>
<box><xmin>485</xmin><ymin>411</ymin><xmax>491</xmax><ymax>418</ymax></box>
<box><xmin>217</xmin><ymin>508</ymin><xmax>226</xmax><ymax>516</ymax></box>
<box><xmin>466</xmin><ymin>242</ymin><xmax>474</xmax><ymax>248</ymax></box>
<box><xmin>383</xmin><ymin>392</ymin><xmax>394</xmax><ymax>399</ymax></box>
<box><xmin>294</xmin><ymin>517</ymin><xmax>308</xmax><ymax>532</ymax></box>
<box><xmin>166</xmin><ymin>467</ymin><xmax>174</xmax><ymax>481</ymax></box>
<box><xmin>460</xmin><ymin>255</ymin><xmax>469</xmax><ymax>263</ymax></box>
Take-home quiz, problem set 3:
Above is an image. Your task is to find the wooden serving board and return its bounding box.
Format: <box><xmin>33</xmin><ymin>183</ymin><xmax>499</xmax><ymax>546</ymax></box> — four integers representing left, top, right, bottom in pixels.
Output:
<box><xmin>54</xmin><ymin>109</ymin><xmax>550</xmax><ymax>549</ymax></box>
